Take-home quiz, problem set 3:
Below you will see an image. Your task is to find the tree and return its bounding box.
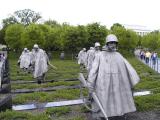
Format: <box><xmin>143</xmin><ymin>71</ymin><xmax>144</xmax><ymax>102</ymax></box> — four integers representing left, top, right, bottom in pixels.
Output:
<box><xmin>2</xmin><ymin>9</ymin><xmax>42</xmax><ymax>27</ymax></box>
<box><xmin>125</xmin><ymin>30</ymin><xmax>139</xmax><ymax>50</ymax></box>
<box><xmin>141</xmin><ymin>31</ymin><xmax>160</xmax><ymax>50</ymax></box>
<box><xmin>86</xmin><ymin>23</ymin><xmax>108</xmax><ymax>48</ymax></box>
<box><xmin>21</xmin><ymin>24</ymin><xmax>45</xmax><ymax>49</ymax></box>
<box><xmin>44</xmin><ymin>20</ymin><xmax>60</xmax><ymax>28</ymax></box>
<box><xmin>110</xmin><ymin>23</ymin><xmax>138</xmax><ymax>51</ymax></box>
<box><xmin>2</xmin><ymin>16</ymin><xmax>18</xmax><ymax>28</ymax></box>
<box><xmin>111</xmin><ymin>23</ymin><xmax>124</xmax><ymax>31</ymax></box>
<box><xmin>45</xmin><ymin>28</ymin><xmax>62</xmax><ymax>51</ymax></box>
<box><xmin>64</xmin><ymin>25</ymin><xmax>89</xmax><ymax>53</ymax></box>
<box><xmin>0</xmin><ymin>28</ymin><xmax>6</xmax><ymax>44</ymax></box>
<box><xmin>39</xmin><ymin>24</ymin><xmax>60</xmax><ymax>50</ymax></box>
<box><xmin>5</xmin><ymin>24</ymin><xmax>24</xmax><ymax>50</ymax></box>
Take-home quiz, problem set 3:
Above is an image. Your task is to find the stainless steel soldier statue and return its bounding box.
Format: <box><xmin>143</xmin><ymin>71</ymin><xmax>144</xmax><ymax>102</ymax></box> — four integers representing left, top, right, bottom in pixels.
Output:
<box><xmin>87</xmin><ymin>34</ymin><xmax>140</xmax><ymax>120</ymax></box>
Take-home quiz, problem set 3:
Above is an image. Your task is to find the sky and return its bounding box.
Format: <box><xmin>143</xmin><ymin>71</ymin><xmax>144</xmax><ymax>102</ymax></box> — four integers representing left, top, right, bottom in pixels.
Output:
<box><xmin>0</xmin><ymin>0</ymin><xmax>160</xmax><ymax>30</ymax></box>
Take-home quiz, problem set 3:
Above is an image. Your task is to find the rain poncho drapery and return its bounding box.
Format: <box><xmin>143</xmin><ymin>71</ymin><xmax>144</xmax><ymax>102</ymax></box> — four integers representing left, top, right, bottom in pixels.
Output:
<box><xmin>88</xmin><ymin>50</ymin><xmax>140</xmax><ymax>118</ymax></box>
<box><xmin>86</xmin><ymin>48</ymin><xmax>100</xmax><ymax>72</ymax></box>
<box><xmin>0</xmin><ymin>60</ymin><xmax>5</xmax><ymax>87</ymax></box>
<box><xmin>78</xmin><ymin>50</ymin><xmax>87</xmax><ymax>65</ymax></box>
<box><xmin>19</xmin><ymin>51</ymin><xmax>31</xmax><ymax>69</ymax></box>
<box><xmin>32</xmin><ymin>49</ymin><xmax>48</xmax><ymax>78</ymax></box>
<box><xmin>86</xmin><ymin>48</ymin><xmax>95</xmax><ymax>71</ymax></box>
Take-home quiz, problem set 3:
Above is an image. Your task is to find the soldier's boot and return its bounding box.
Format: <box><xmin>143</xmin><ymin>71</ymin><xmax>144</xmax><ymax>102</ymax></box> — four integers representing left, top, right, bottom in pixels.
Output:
<box><xmin>109</xmin><ymin>115</ymin><xmax>127</xmax><ymax>120</ymax></box>
<box><xmin>100</xmin><ymin>117</ymin><xmax>106</xmax><ymax>120</ymax></box>
<box><xmin>37</xmin><ymin>80</ymin><xmax>41</xmax><ymax>84</ymax></box>
<box><xmin>37</xmin><ymin>77</ymin><xmax>41</xmax><ymax>84</ymax></box>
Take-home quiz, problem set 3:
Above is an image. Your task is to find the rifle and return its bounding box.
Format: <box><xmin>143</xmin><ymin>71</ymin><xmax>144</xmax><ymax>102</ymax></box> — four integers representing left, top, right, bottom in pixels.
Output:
<box><xmin>78</xmin><ymin>73</ymin><xmax>108</xmax><ymax>120</ymax></box>
<box><xmin>48</xmin><ymin>61</ymin><xmax>57</xmax><ymax>70</ymax></box>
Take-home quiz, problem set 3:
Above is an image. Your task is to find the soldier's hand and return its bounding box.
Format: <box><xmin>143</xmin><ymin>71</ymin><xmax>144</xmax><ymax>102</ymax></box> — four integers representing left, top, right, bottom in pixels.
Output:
<box><xmin>88</xmin><ymin>92</ymin><xmax>93</xmax><ymax>102</ymax></box>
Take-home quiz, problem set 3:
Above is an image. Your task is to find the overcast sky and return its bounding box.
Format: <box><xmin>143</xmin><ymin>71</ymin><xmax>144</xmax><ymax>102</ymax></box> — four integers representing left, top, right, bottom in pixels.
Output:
<box><xmin>0</xmin><ymin>0</ymin><xmax>160</xmax><ymax>30</ymax></box>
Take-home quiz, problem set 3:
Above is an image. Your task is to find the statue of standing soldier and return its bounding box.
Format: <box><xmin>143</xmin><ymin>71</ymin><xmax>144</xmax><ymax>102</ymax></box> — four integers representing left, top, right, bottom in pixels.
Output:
<box><xmin>31</xmin><ymin>44</ymin><xmax>49</xmax><ymax>84</ymax></box>
<box><xmin>87</xmin><ymin>34</ymin><xmax>140</xmax><ymax>120</ymax></box>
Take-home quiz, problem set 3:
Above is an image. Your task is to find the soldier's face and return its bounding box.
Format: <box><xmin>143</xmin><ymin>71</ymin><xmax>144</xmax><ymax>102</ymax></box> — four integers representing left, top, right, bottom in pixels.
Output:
<box><xmin>95</xmin><ymin>46</ymin><xmax>100</xmax><ymax>51</ymax></box>
<box><xmin>34</xmin><ymin>48</ymin><xmax>39</xmax><ymax>52</ymax></box>
<box><xmin>107</xmin><ymin>42</ymin><xmax>117</xmax><ymax>51</ymax></box>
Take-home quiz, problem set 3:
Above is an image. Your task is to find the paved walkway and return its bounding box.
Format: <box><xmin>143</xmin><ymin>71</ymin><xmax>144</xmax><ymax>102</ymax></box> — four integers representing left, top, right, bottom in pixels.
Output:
<box><xmin>138</xmin><ymin>57</ymin><xmax>160</xmax><ymax>73</ymax></box>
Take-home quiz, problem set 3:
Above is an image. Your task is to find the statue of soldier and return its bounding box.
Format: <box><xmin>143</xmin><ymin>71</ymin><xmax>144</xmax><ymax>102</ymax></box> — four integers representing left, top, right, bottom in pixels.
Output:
<box><xmin>32</xmin><ymin>44</ymin><xmax>49</xmax><ymax>84</ymax></box>
<box><xmin>18</xmin><ymin>48</ymin><xmax>31</xmax><ymax>72</ymax></box>
<box><xmin>78</xmin><ymin>48</ymin><xmax>87</xmax><ymax>70</ymax></box>
<box><xmin>87</xmin><ymin>34</ymin><xmax>140</xmax><ymax>120</ymax></box>
<box><xmin>86</xmin><ymin>42</ymin><xmax>101</xmax><ymax>73</ymax></box>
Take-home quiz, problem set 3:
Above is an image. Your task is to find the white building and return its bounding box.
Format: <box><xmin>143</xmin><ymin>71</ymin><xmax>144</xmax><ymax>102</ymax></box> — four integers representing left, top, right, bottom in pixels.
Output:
<box><xmin>123</xmin><ymin>24</ymin><xmax>152</xmax><ymax>36</ymax></box>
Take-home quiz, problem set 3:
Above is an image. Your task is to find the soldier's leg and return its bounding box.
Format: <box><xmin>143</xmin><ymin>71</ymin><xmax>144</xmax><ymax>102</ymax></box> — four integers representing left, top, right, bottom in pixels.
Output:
<box><xmin>80</xmin><ymin>64</ymin><xmax>83</xmax><ymax>71</ymax></box>
<box><xmin>41</xmin><ymin>73</ymin><xmax>45</xmax><ymax>83</ymax></box>
<box><xmin>91</xmin><ymin>101</ymin><xmax>102</xmax><ymax>120</ymax></box>
<box><xmin>37</xmin><ymin>76</ymin><xmax>41</xmax><ymax>84</ymax></box>
<box><xmin>108</xmin><ymin>115</ymin><xmax>127</xmax><ymax>120</ymax></box>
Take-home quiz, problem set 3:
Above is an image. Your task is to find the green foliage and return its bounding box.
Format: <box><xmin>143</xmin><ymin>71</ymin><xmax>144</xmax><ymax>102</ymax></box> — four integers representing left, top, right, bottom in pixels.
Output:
<box><xmin>2</xmin><ymin>10</ymin><xmax>141</xmax><ymax>52</ymax></box>
<box><xmin>5</xmin><ymin>24</ymin><xmax>25</xmax><ymax>50</ymax></box>
<box><xmin>0</xmin><ymin>28</ymin><xmax>6</xmax><ymax>44</ymax></box>
<box><xmin>44</xmin><ymin>26</ymin><xmax>63</xmax><ymax>50</ymax></box>
<box><xmin>86</xmin><ymin>22</ymin><xmax>108</xmax><ymax>48</ymax></box>
<box><xmin>3</xmin><ymin>17</ymin><xmax>141</xmax><ymax>52</ymax></box>
<box><xmin>44</xmin><ymin>20</ymin><xmax>61</xmax><ymax>28</ymax></box>
<box><xmin>111</xmin><ymin>23</ymin><xmax>139</xmax><ymax>51</ymax></box>
<box><xmin>110</xmin><ymin>23</ymin><xmax>124</xmax><ymax>30</ymax></box>
<box><xmin>21</xmin><ymin>24</ymin><xmax>45</xmax><ymax>49</ymax></box>
<box><xmin>141</xmin><ymin>31</ymin><xmax>160</xmax><ymax>50</ymax></box>
<box><xmin>64</xmin><ymin>25</ymin><xmax>89</xmax><ymax>52</ymax></box>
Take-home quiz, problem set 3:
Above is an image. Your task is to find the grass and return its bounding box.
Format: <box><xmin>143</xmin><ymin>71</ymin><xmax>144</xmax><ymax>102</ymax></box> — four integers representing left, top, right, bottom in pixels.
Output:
<box><xmin>127</xmin><ymin>57</ymin><xmax>160</xmax><ymax>111</ymax></box>
<box><xmin>0</xmin><ymin>109</ymin><xmax>86</xmax><ymax>120</ymax></box>
<box><xmin>1</xmin><ymin>52</ymin><xmax>160</xmax><ymax>119</ymax></box>
<box><xmin>45</xmin><ymin>106</ymin><xmax>87</xmax><ymax>120</ymax></box>
<box><xmin>127</xmin><ymin>57</ymin><xmax>160</xmax><ymax>91</ymax></box>
<box><xmin>0</xmin><ymin>110</ymin><xmax>51</xmax><ymax>120</ymax></box>
<box><xmin>12</xmin><ymin>88</ymin><xmax>88</xmax><ymax>104</ymax></box>
<box><xmin>45</xmin><ymin>106</ymin><xmax>71</xmax><ymax>117</ymax></box>
<box><xmin>10</xmin><ymin>59</ymin><xmax>80</xmax><ymax>81</ymax></box>
<box><xmin>135</xmin><ymin>93</ymin><xmax>160</xmax><ymax>111</ymax></box>
<box><xmin>11</xmin><ymin>81</ymin><xmax>80</xmax><ymax>90</ymax></box>
<box><xmin>8</xmin><ymin>51</ymin><xmax>80</xmax><ymax>82</ymax></box>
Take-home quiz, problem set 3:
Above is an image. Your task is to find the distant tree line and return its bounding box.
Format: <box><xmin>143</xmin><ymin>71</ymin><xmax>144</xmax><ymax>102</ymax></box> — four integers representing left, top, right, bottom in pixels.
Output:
<box><xmin>140</xmin><ymin>30</ymin><xmax>160</xmax><ymax>51</ymax></box>
<box><xmin>0</xmin><ymin>9</ymin><xmax>141</xmax><ymax>53</ymax></box>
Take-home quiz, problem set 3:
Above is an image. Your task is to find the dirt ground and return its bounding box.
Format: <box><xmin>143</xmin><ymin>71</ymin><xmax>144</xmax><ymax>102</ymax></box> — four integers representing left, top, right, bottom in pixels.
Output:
<box><xmin>126</xmin><ymin>111</ymin><xmax>160</xmax><ymax>120</ymax></box>
<box><xmin>86</xmin><ymin>111</ymin><xmax>160</xmax><ymax>120</ymax></box>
